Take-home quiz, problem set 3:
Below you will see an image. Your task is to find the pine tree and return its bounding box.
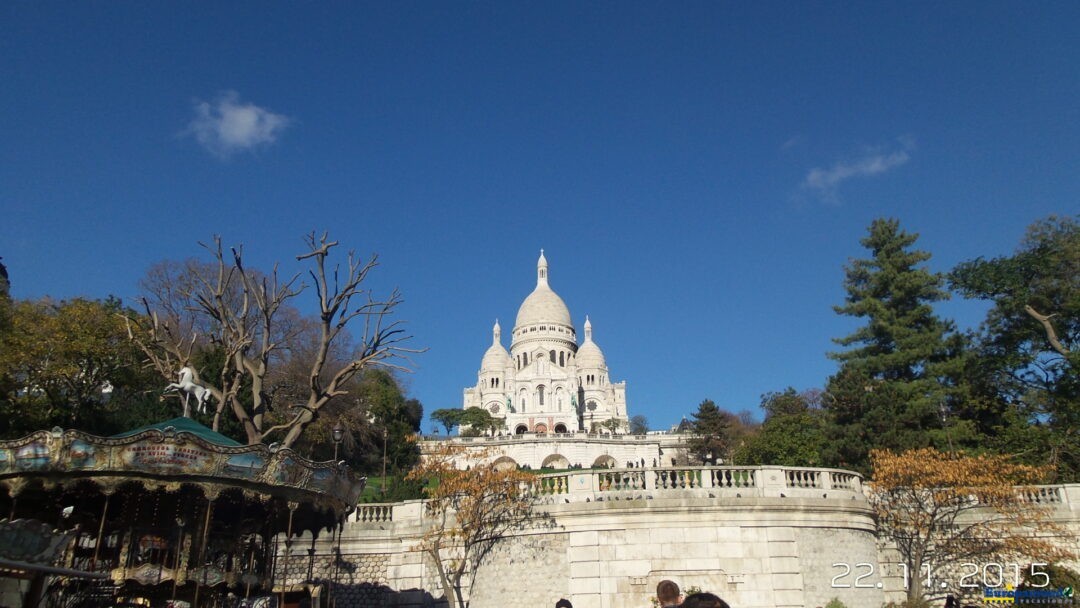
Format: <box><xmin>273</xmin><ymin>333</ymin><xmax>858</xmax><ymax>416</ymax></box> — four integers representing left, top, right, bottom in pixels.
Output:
<box><xmin>687</xmin><ymin>399</ymin><xmax>743</xmax><ymax>464</ymax></box>
<box><xmin>823</xmin><ymin>219</ymin><xmax>965</xmax><ymax>471</ymax></box>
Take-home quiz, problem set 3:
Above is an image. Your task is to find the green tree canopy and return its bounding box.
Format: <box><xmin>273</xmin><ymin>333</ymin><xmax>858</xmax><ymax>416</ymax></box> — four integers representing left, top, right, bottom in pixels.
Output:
<box><xmin>0</xmin><ymin>297</ymin><xmax>169</xmax><ymax>437</ymax></box>
<box><xmin>737</xmin><ymin>389</ymin><xmax>827</xmax><ymax>466</ymax></box>
<box><xmin>431</xmin><ymin>408</ymin><xmax>466</xmax><ymax>435</ymax></box>
<box><xmin>950</xmin><ymin>215</ymin><xmax>1080</xmax><ymax>479</ymax></box>
<box><xmin>761</xmin><ymin>388</ymin><xmax>813</xmax><ymax>420</ymax></box>
<box><xmin>459</xmin><ymin>407</ymin><xmax>502</xmax><ymax>436</ymax></box>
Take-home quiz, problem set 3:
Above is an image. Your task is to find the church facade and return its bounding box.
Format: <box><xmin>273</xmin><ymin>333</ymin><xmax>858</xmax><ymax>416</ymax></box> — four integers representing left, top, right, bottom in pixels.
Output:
<box><xmin>463</xmin><ymin>252</ymin><xmax>629</xmax><ymax>435</ymax></box>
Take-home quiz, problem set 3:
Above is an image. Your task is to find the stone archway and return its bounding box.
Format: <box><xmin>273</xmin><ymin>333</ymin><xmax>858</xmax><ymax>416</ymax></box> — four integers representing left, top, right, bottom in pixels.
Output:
<box><xmin>515</xmin><ymin>425</ymin><xmax>528</xmax><ymax>435</ymax></box>
<box><xmin>533</xmin><ymin>423</ymin><xmax>548</xmax><ymax>433</ymax></box>
<box><xmin>492</xmin><ymin>456</ymin><xmax>519</xmax><ymax>472</ymax></box>
<box><xmin>553</xmin><ymin>423</ymin><xmax>568</xmax><ymax>434</ymax></box>
<box><xmin>541</xmin><ymin>454</ymin><xmax>570</xmax><ymax>470</ymax></box>
<box><xmin>592</xmin><ymin>455</ymin><xmax>616</xmax><ymax>469</ymax></box>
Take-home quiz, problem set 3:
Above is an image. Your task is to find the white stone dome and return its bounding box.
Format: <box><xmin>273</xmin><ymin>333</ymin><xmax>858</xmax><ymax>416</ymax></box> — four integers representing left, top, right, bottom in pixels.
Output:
<box><xmin>514</xmin><ymin>251</ymin><xmax>572</xmax><ymax>328</ymax></box>
<box><xmin>481</xmin><ymin>320</ymin><xmax>512</xmax><ymax>370</ymax></box>
<box><xmin>482</xmin><ymin>343</ymin><xmax>512</xmax><ymax>370</ymax></box>
<box><xmin>576</xmin><ymin>316</ymin><xmax>606</xmax><ymax>368</ymax></box>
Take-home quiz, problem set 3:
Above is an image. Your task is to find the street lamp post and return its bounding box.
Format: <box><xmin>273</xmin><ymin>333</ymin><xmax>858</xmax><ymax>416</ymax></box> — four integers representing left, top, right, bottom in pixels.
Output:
<box><xmin>332</xmin><ymin>422</ymin><xmax>345</xmax><ymax>461</ymax></box>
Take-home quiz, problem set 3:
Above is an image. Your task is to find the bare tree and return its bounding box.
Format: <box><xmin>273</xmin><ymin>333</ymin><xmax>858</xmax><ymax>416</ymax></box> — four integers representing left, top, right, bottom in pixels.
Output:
<box><xmin>127</xmin><ymin>232</ymin><xmax>418</xmax><ymax>447</ymax></box>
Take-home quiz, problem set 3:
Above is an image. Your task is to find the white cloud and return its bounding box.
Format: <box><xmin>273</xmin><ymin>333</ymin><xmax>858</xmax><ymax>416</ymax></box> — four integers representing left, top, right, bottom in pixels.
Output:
<box><xmin>781</xmin><ymin>135</ymin><xmax>803</xmax><ymax>151</ymax></box>
<box><xmin>185</xmin><ymin>91</ymin><xmax>290</xmax><ymax>158</ymax></box>
<box><xmin>801</xmin><ymin>138</ymin><xmax>914</xmax><ymax>201</ymax></box>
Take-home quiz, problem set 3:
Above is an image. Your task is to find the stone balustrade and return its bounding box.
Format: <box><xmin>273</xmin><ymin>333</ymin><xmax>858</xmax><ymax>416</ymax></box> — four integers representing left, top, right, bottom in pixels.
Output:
<box><xmin>351</xmin><ymin>473</ymin><xmax>1079</xmax><ymax>526</ymax></box>
<box><xmin>351</xmin><ymin>466</ymin><xmax>870</xmax><ymax>524</ymax></box>
<box><xmin>1018</xmin><ymin>484</ymin><xmax>1066</xmax><ymax>504</ymax></box>
<box><xmin>424</xmin><ymin>432</ymin><xmax>656</xmax><ymax>444</ymax></box>
<box><xmin>355</xmin><ymin>503</ymin><xmax>395</xmax><ymax>523</ymax></box>
<box><xmin>526</xmin><ymin>465</ymin><xmax>867</xmax><ymax>503</ymax></box>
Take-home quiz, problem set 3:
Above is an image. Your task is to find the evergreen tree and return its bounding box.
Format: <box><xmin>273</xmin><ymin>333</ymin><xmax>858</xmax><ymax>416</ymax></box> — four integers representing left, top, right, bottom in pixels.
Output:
<box><xmin>823</xmin><ymin>218</ymin><xmax>967</xmax><ymax>471</ymax></box>
<box><xmin>687</xmin><ymin>399</ymin><xmax>743</xmax><ymax>464</ymax></box>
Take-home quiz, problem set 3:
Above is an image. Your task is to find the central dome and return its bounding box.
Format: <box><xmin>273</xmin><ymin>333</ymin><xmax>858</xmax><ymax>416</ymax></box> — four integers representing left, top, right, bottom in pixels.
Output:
<box><xmin>514</xmin><ymin>251</ymin><xmax>572</xmax><ymax>329</ymax></box>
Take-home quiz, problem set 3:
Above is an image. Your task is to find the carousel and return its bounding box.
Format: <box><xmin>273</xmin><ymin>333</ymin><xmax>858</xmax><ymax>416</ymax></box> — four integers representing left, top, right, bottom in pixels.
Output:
<box><xmin>0</xmin><ymin>418</ymin><xmax>364</xmax><ymax>608</ymax></box>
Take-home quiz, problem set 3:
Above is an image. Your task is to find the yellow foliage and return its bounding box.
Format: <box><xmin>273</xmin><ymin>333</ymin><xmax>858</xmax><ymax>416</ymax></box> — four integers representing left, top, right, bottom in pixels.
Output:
<box><xmin>869</xmin><ymin>448</ymin><xmax>1074</xmax><ymax>603</ymax></box>
<box><xmin>405</xmin><ymin>443</ymin><xmax>541</xmax><ymax>608</ymax></box>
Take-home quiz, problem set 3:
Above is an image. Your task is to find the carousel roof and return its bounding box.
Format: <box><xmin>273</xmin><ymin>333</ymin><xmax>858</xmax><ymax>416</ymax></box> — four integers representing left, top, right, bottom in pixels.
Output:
<box><xmin>0</xmin><ymin>419</ymin><xmax>365</xmax><ymax>517</ymax></box>
<box><xmin>110</xmin><ymin>417</ymin><xmax>243</xmax><ymax>447</ymax></box>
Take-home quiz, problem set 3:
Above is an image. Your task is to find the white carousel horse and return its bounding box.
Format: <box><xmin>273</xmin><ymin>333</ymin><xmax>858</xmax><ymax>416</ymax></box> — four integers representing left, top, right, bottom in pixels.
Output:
<box><xmin>164</xmin><ymin>366</ymin><xmax>212</xmax><ymax>416</ymax></box>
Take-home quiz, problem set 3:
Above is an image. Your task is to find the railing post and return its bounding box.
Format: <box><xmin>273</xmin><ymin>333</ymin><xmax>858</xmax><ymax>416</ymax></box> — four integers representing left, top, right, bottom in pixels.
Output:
<box><xmin>760</xmin><ymin>466</ymin><xmax>785</xmax><ymax>497</ymax></box>
<box><xmin>701</xmin><ymin>467</ymin><xmax>714</xmax><ymax>489</ymax></box>
<box><xmin>822</xmin><ymin>471</ymin><xmax>833</xmax><ymax>490</ymax></box>
<box><xmin>1059</xmin><ymin>485</ymin><xmax>1079</xmax><ymax>511</ymax></box>
<box><xmin>644</xmin><ymin>467</ymin><xmax>656</xmax><ymax>491</ymax></box>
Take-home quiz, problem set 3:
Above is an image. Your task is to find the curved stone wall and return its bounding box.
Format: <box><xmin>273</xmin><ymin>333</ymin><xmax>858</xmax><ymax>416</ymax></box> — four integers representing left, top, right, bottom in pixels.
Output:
<box><xmin>317</xmin><ymin>469</ymin><xmax>1080</xmax><ymax>608</ymax></box>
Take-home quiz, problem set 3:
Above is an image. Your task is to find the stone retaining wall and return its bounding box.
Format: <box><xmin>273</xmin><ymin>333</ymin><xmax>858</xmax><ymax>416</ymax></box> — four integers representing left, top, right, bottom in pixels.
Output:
<box><xmin>278</xmin><ymin>468</ymin><xmax>1080</xmax><ymax>608</ymax></box>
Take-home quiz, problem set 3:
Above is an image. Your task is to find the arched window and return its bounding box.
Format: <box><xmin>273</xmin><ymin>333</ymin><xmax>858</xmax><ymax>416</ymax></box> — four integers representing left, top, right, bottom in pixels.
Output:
<box><xmin>549</xmin><ymin>350</ymin><xmax>556</xmax><ymax>364</ymax></box>
<box><xmin>537</xmin><ymin>385</ymin><xmax>545</xmax><ymax>406</ymax></box>
<box><xmin>559</xmin><ymin>351</ymin><xmax>565</xmax><ymax>366</ymax></box>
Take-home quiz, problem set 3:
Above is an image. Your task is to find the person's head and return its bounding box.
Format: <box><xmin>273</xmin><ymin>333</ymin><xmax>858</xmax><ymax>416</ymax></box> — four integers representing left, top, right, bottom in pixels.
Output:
<box><xmin>681</xmin><ymin>592</ymin><xmax>730</xmax><ymax>608</ymax></box>
<box><xmin>656</xmin><ymin>580</ymin><xmax>681</xmax><ymax>607</ymax></box>
<box><xmin>555</xmin><ymin>599</ymin><xmax>573</xmax><ymax>608</ymax></box>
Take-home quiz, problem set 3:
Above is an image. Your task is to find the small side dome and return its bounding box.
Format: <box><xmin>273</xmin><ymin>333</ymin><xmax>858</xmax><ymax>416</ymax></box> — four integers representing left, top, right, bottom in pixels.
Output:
<box><xmin>481</xmin><ymin>320</ymin><xmax>512</xmax><ymax>370</ymax></box>
<box><xmin>576</xmin><ymin>316</ymin><xmax>606</xmax><ymax>368</ymax></box>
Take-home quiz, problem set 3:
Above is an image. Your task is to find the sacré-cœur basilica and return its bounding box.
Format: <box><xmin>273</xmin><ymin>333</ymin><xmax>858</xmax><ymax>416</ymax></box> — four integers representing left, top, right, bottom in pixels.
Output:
<box><xmin>453</xmin><ymin>251</ymin><xmax>686</xmax><ymax>471</ymax></box>
<box><xmin>463</xmin><ymin>250</ymin><xmax>628</xmax><ymax>436</ymax></box>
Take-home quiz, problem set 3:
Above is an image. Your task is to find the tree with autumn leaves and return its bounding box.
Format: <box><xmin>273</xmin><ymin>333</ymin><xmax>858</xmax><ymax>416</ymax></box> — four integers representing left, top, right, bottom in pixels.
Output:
<box><xmin>869</xmin><ymin>448</ymin><xmax>1075</xmax><ymax>605</ymax></box>
<box><xmin>406</xmin><ymin>444</ymin><xmax>548</xmax><ymax>608</ymax></box>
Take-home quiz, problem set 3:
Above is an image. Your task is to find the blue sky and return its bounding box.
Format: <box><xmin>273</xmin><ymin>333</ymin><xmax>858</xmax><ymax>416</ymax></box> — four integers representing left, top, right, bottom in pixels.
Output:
<box><xmin>2</xmin><ymin>3</ymin><xmax>1077</xmax><ymax>431</ymax></box>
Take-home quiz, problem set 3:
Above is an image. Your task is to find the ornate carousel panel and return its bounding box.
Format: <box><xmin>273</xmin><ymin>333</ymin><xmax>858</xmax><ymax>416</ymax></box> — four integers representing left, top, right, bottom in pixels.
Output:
<box><xmin>0</xmin><ymin>419</ymin><xmax>364</xmax><ymax>608</ymax></box>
